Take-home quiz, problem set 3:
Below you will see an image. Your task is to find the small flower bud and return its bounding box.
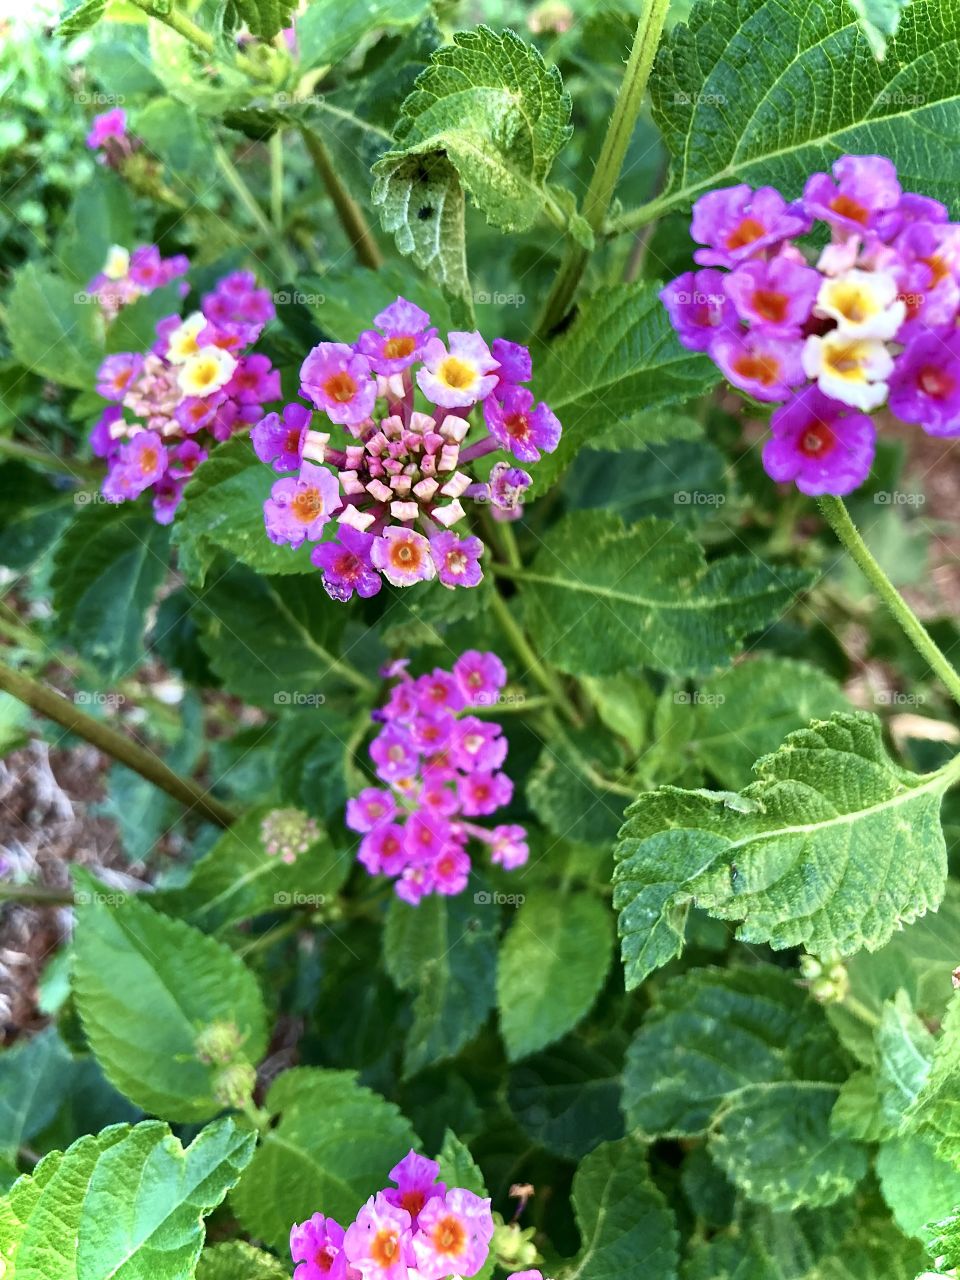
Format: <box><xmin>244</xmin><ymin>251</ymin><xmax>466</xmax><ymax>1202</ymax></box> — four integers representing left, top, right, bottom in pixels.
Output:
<box><xmin>212</xmin><ymin>1061</ymin><xmax>257</xmax><ymax>1110</ymax></box>
<box><xmin>194</xmin><ymin>1019</ymin><xmax>246</xmax><ymax>1066</ymax></box>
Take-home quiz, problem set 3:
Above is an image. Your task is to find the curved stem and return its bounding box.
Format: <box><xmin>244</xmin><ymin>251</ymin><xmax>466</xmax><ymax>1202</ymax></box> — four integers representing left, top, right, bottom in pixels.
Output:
<box><xmin>535</xmin><ymin>0</ymin><xmax>671</xmax><ymax>339</ymax></box>
<box><xmin>0</xmin><ymin>658</ymin><xmax>238</xmax><ymax>828</ymax></box>
<box><xmin>818</xmin><ymin>494</ymin><xmax>960</xmax><ymax>708</ymax></box>
<box><xmin>213</xmin><ymin>144</ymin><xmax>299</xmax><ymax>281</ymax></box>
<box><xmin>488</xmin><ymin>585</ymin><xmax>581</xmax><ymax>727</ymax></box>
<box><xmin>299</xmin><ymin>128</ymin><xmax>383</xmax><ymax>271</ymax></box>
<box><xmin>0</xmin><ymin>882</ymin><xmax>76</xmax><ymax>906</ymax></box>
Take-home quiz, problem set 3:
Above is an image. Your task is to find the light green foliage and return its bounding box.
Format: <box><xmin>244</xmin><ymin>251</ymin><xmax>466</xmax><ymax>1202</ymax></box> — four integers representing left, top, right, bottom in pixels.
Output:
<box><xmin>6</xmin><ymin>265</ymin><xmax>102</xmax><ymax>390</ymax></box>
<box><xmin>297</xmin><ymin>0</ymin><xmax>432</xmax><ymax>67</ymax></box>
<box><xmin>71</xmin><ymin>879</ymin><xmax>268</xmax><ymax>1121</ymax></box>
<box><xmin>497</xmin><ymin>889</ymin><xmax>613</xmax><ymax>1061</ymax></box>
<box><xmin>0</xmin><ymin>1119</ymin><xmax>254</xmax><ymax>1280</ymax></box>
<box><xmin>615</xmin><ymin>713</ymin><xmax>953</xmax><ymax>988</ymax></box>
<box><xmin>521</xmin><ymin>511</ymin><xmax>811</xmax><ymax>678</ymax></box>
<box><xmin>907</xmin><ymin>992</ymin><xmax>960</xmax><ymax>1168</ymax></box>
<box><xmin>231</xmin><ymin>1069</ymin><xmax>418</xmax><ymax>1251</ymax></box>
<box><xmin>196</xmin><ymin>1242</ymin><xmax>288</xmax><ymax>1279</ymax></box>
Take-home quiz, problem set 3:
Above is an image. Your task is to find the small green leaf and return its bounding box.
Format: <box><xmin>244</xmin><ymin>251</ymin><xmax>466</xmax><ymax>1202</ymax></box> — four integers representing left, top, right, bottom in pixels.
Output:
<box><xmin>0</xmin><ymin>1031</ymin><xmax>73</xmax><ymax>1186</ymax></box>
<box><xmin>566</xmin><ymin>1136</ymin><xmax>679</xmax><ymax>1279</ymax></box>
<box><xmin>196</xmin><ymin>1241</ymin><xmax>289</xmax><ymax>1280</ymax></box>
<box><xmin>71</xmin><ymin>875</ymin><xmax>268</xmax><ymax>1121</ymax></box>
<box><xmin>877</xmin><ymin>1133</ymin><xmax>960</xmax><ymax>1241</ymax></box>
<box><xmin>521</xmin><ymin>511</ymin><xmax>811</xmax><ymax>678</ymax></box>
<box><xmin>57</xmin><ymin>0</ymin><xmax>107</xmax><ymax>38</ymax></box>
<box><xmin>297</xmin><ymin>0</ymin><xmax>432</xmax><ymax>68</ymax></box>
<box><xmin>529</xmin><ymin>284</ymin><xmax>718</xmax><ymax>496</ymax></box>
<box><xmin>497</xmin><ymin>890</ymin><xmax>612</xmax><ymax>1061</ymax></box>
<box><xmin>907</xmin><ymin>991</ymin><xmax>960</xmax><ymax>1168</ymax></box>
<box><xmin>0</xmin><ymin>463</ymin><xmax>75</xmax><ymax>573</ymax></box>
<box><xmin>384</xmin><ymin>892</ymin><xmax>499</xmax><ymax>1077</ymax></box>
<box><xmin>231</xmin><ymin>1069</ymin><xmax>419</xmax><ymax>1252</ymax></box>
<box><xmin>507</xmin><ymin>1039</ymin><xmax>624</xmax><ymax>1160</ymax></box>
<box><xmin>7</xmin><ymin>264</ymin><xmax>103</xmax><ymax>391</ymax></box>
<box><xmin>614</xmin><ymin>713</ymin><xmax>954</xmax><ymax>988</ymax></box>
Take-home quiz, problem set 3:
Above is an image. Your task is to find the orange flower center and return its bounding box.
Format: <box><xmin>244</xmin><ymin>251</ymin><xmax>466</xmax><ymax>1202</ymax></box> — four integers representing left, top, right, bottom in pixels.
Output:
<box><xmin>799</xmin><ymin>418</ymin><xmax>834</xmax><ymax>457</ymax></box>
<box><xmin>829</xmin><ymin>194</ymin><xmax>869</xmax><ymax>225</ymax></box>
<box><xmin>371</xmin><ymin>1230</ymin><xmax>399</xmax><ymax>1266</ymax></box>
<box><xmin>432</xmin><ymin>1215</ymin><xmax>466</xmax><ymax>1256</ymax></box>
<box><xmin>384</xmin><ymin>335</ymin><xmax>416</xmax><ymax>359</ymax></box>
<box><xmin>750</xmin><ymin>289</ymin><xmax>789</xmax><ymax>324</ymax></box>
<box><xmin>292</xmin><ymin>486</ymin><xmax>324</xmax><ymax>522</ymax></box>
<box><xmin>725</xmin><ymin>217</ymin><xmax>765</xmax><ymax>249</ymax></box>
<box><xmin>732</xmin><ymin>353</ymin><xmax>780</xmax><ymax>386</ymax></box>
<box><xmin>919</xmin><ymin>365</ymin><xmax>955</xmax><ymax>399</ymax></box>
<box><xmin>139</xmin><ymin>448</ymin><xmax>159</xmax><ymax>473</ymax></box>
<box><xmin>323</xmin><ymin>371</ymin><xmax>358</xmax><ymax>403</ymax></box>
<box><xmin>503</xmin><ymin>412</ymin><xmax>530</xmax><ymax>441</ymax></box>
<box><xmin>390</xmin><ymin>539</ymin><xmax>421</xmax><ymax>568</ymax></box>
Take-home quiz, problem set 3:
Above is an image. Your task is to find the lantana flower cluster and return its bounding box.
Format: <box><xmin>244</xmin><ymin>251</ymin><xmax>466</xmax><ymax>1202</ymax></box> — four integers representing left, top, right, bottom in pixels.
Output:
<box><xmin>252</xmin><ymin>297</ymin><xmax>561</xmax><ymax>600</ymax></box>
<box><xmin>290</xmin><ymin>1151</ymin><xmax>494</xmax><ymax>1280</ymax></box>
<box><xmin>346</xmin><ymin>652</ymin><xmax>528</xmax><ymax>905</ymax></box>
<box><xmin>91</xmin><ymin>270</ymin><xmax>279</xmax><ymax>524</ymax></box>
<box><xmin>88</xmin><ymin>241</ymin><xmax>190</xmax><ymax>322</ymax></box>
<box><xmin>661</xmin><ymin>153</ymin><xmax>960</xmax><ymax>495</ymax></box>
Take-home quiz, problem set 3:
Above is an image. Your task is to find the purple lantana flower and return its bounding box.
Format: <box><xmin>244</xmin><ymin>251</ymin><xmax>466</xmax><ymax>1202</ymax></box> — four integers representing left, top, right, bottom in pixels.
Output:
<box><xmin>454</xmin><ymin>650</ymin><xmax>507</xmax><ymax>705</ymax></box>
<box><xmin>343</xmin><ymin>1193</ymin><xmax>412</xmax><ymax>1280</ymax></box>
<box><xmin>96</xmin><ymin>353</ymin><xmax>144</xmax><ymax>401</ymax></box>
<box><xmin>357</xmin><ymin>297</ymin><xmax>435</xmax><ymax>375</ymax></box>
<box><xmin>483</xmin><ymin>386</ymin><xmax>561</xmax><ymax>462</ymax></box>
<box><xmin>691</xmin><ymin>184</ymin><xmax>808</xmax><ymax>268</ymax></box>
<box><xmin>301</xmin><ymin>342</ymin><xmax>377</xmax><ymax>428</ymax></box>
<box><xmin>888</xmin><ymin>332</ymin><xmax>960</xmax><ymax>435</ymax></box>
<box><xmin>411</xmin><ymin>1186</ymin><xmax>494</xmax><ymax>1280</ymax></box>
<box><xmin>264</xmin><ymin>461</ymin><xmax>341</xmax><ymax>547</ymax></box>
<box><xmin>310</xmin><ymin>526</ymin><xmax>383</xmax><ymax>601</ymax></box>
<box><xmin>802</xmin><ymin>154</ymin><xmax>902</xmax><ymax>238</ymax></box>
<box><xmin>762</xmin><ymin>388</ymin><xmax>876</xmax><ymax>495</ymax></box>
<box><xmin>253</xmin><ymin>403</ymin><xmax>313</xmax><ymax>472</ymax></box>
<box><xmin>708</xmin><ymin>330</ymin><xmax>805</xmax><ymax>402</ymax></box>
<box><xmin>290</xmin><ymin>1213</ymin><xmax>352</xmax><ymax>1280</ymax></box>
<box><xmin>430</xmin><ymin>531</ymin><xmax>484</xmax><ymax>588</ymax></box>
<box><xmin>725</xmin><ymin>254</ymin><xmax>821</xmax><ymax>331</ymax></box>
<box><xmin>491</xmin><ymin>338</ymin><xmax>532</xmax><ymax>386</ymax></box>
<box><xmin>659</xmin><ymin>269</ymin><xmax>737</xmax><ymax>351</ymax></box>
<box><xmin>371</xmin><ymin>527</ymin><xmax>436</xmax><ymax>586</ymax></box>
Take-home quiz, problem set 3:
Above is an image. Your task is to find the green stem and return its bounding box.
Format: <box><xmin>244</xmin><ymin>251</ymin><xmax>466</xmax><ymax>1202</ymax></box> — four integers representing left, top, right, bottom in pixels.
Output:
<box><xmin>605</xmin><ymin>188</ymin><xmax>681</xmax><ymax>238</ymax></box>
<box><xmin>0</xmin><ymin>882</ymin><xmax>76</xmax><ymax>906</ymax></box>
<box><xmin>488</xmin><ymin>585</ymin><xmax>581</xmax><ymax>726</ymax></box>
<box><xmin>818</xmin><ymin>495</ymin><xmax>960</xmax><ymax>708</ymax></box>
<box><xmin>0</xmin><ymin>436</ymin><xmax>98</xmax><ymax>480</ymax></box>
<box><xmin>842</xmin><ymin>993</ymin><xmax>882</xmax><ymax>1030</ymax></box>
<box><xmin>129</xmin><ymin>0</ymin><xmax>215</xmax><ymax>53</ymax></box>
<box><xmin>270</xmin><ymin>130</ymin><xmax>285</xmax><ymax>234</ymax></box>
<box><xmin>213</xmin><ymin>144</ymin><xmax>299</xmax><ymax>280</ymax></box>
<box><xmin>535</xmin><ymin>0</ymin><xmax>670</xmax><ymax>338</ymax></box>
<box><xmin>299</xmin><ymin>127</ymin><xmax>383</xmax><ymax>271</ymax></box>
<box><xmin>0</xmin><ymin>658</ymin><xmax>237</xmax><ymax>828</ymax></box>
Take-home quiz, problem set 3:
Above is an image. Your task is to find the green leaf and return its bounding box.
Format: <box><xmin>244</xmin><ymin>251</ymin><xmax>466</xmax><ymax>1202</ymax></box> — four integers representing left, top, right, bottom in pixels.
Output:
<box><xmin>57</xmin><ymin>0</ymin><xmax>107</xmax><ymax>38</ymax></box>
<box><xmin>231</xmin><ymin>1068</ymin><xmax>419</xmax><ymax>1252</ymax></box>
<box><xmin>71</xmin><ymin>877</ymin><xmax>268</xmax><ymax>1121</ymax></box>
<box><xmin>7</xmin><ymin>264</ymin><xmax>103</xmax><ymax>391</ymax></box>
<box><xmin>650</xmin><ymin>0</ymin><xmax>960</xmax><ymax>218</ymax></box>
<box><xmin>614</xmin><ymin>712</ymin><xmax>954</xmax><ymax>989</ymax></box>
<box><xmin>497</xmin><ymin>890</ymin><xmax>613</xmax><ymax>1061</ymax></box>
<box><xmin>0</xmin><ymin>1031</ymin><xmax>73</xmax><ymax>1185</ymax></box>
<box><xmin>875</xmin><ymin>990</ymin><xmax>935</xmax><ymax>1125</ymax></box>
<box><xmin>172</xmin><ymin>438</ymin><xmax>315</xmax><ymax>585</ymax></box>
<box><xmin>51</xmin><ymin>503</ymin><xmax>169</xmax><ymax>680</ymax></box>
<box><xmin>0</xmin><ymin>464</ymin><xmax>75</xmax><ymax>574</ymax></box>
<box><xmin>0</xmin><ymin>1118</ymin><xmax>254</xmax><ymax>1280</ymax></box>
<box><xmin>526</xmin><ymin>728</ymin><xmax>628</xmax><ymax>846</ymax></box>
<box><xmin>907</xmin><ymin>991</ymin><xmax>960</xmax><ymax>1168</ymax></box>
<box><xmin>566</xmin><ymin>1136</ymin><xmax>679</xmax><ymax>1279</ymax></box>
<box><xmin>384</xmin><ymin>891</ymin><xmax>499</xmax><ymax>1077</ymax></box>
<box><xmin>196</xmin><ymin>1241</ymin><xmax>288</xmax><ymax>1280</ymax></box>
<box><xmin>297</xmin><ymin>0</ymin><xmax>432</xmax><ymax>68</ymax></box>
<box><xmin>529</xmin><ymin>284</ymin><xmax>718</xmax><ymax>496</ymax></box>
<box><xmin>192</xmin><ymin>565</ymin><xmax>351</xmax><ymax>708</ymax></box>
<box><xmin>683</xmin><ymin>656</ymin><xmax>849</xmax><ymax>789</ymax></box>
<box><xmin>928</xmin><ymin>1204</ymin><xmax>960</xmax><ymax>1269</ymax></box>
<box><xmin>372</xmin><ymin>152</ymin><xmax>471</xmax><ymax>307</ymax></box>
<box><xmin>849</xmin><ymin>0</ymin><xmax>912</xmax><ymax>56</ymax></box>
<box><xmin>376</xmin><ymin>27</ymin><xmax>570</xmax><ymax>233</ymax></box>
<box><xmin>877</xmin><ymin>1134</ymin><xmax>960</xmax><ymax>1241</ymax></box>
<box><xmin>623</xmin><ymin>966</ymin><xmax>849</xmax><ymax>1137</ymax></box>
<box><xmin>507</xmin><ymin>1039</ymin><xmax>625</xmax><ymax>1160</ymax></box>
<box><xmin>520</xmin><ymin>511</ymin><xmax>811</xmax><ymax>678</ymax></box>
<box><xmin>435</xmin><ymin>1132</ymin><xmax>494</xmax><ymax>1280</ymax></box>
<box><xmin>230</xmin><ymin>0</ymin><xmax>297</xmax><ymax>39</ymax></box>
<box><xmin>152</xmin><ymin>805</ymin><xmax>349</xmax><ymax>933</ymax></box>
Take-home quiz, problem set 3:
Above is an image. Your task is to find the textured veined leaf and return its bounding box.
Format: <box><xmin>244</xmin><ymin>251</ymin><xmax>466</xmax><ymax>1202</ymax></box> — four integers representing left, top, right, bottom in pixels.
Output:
<box><xmin>875</xmin><ymin>990</ymin><xmax>935</xmax><ymax>1125</ymax></box>
<box><xmin>196</xmin><ymin>1241</ymin><xmax>289</xmax><ymax>1279</ymax></box>
<box><xmin>497</xmin><ymin>890</ymin><xmax>613</xmax><ymax>1061</ymax></box>
<box><xmin>71</xmin><ymin>877</ymin><xmax>268</xmax><ymax>1122</ymax></box>
<box><xmin>565</xmin><ymin>1136</ymin><xmax>679</xmax><ymax>1280</ymax></box>
<box><xmin>0</xmin><ymin>1031</ymin><xmax>72</xmax><ymax>1189</ymax></box>
<box><xmin>507</xmin><ymin>1039</ymin><xmax>625</xmax><ymax>1160</ymax></box>
<box><xmin>384</xmin><ymin>892</ymin><xmax>499</xmax><ymax>1077</ymax></box>
<box><xmin>0</xmin><ymin>1119</ymin><xmax>253</xmax><ymax>1280</ymax></box>
<box><xmin>376</xmin><ymin>26</ymin><xmax>570</xmax><ymax>232</ymax></box>
<box><xmin>848</xmin><ymin>0</ymin><xmax>912</xmax><ymax>56</ymax></box>
<box><xmin>229</xmin><ymin>0</ymin><xmax>297</xmax><ymax>39</ymax></box>
<box><xmin>519</xmin><ymin>511</ymin><xmax>811</xmax><ymax>678</ymax></box>
<box><xmin>648</xmin><ymin>0</ymin><xmax>960</xmax><ymax>218</ymax></box>
<box><xmin>57</xmin><ymin>0</ymin><xmax>107</xmax><ymax>38</ymax></box>
<box><xmin>614</xmin><ymin>712</ymin><xmax>957</xmax><ymax>989</ymax></box>
<box><xmin>50</xmin><ymin>503</ymin><xmax>169</xmax><ymax>680</ymax></box>
<box><xmin>297</xmin><ymin>0</ymin><xmax>431</xmax><ymax>68</ymax></box>
<box><xmin>529</xmin><ymin>284</ymin><xmax>717</xmax><ymax>496</ymax></box>
<box><xmin>616</xmin><ymin>711</ymin><xmax>957</xmax><ymax>988</ymax></box>
<box><xmin>877</xmin><ymin>1134</ymin><xmax>960</xmax><ymax>1241</ymax></box>
<box><xmin>927</xmin><ymin>1203</ymin><xmax>960</xmax><ymax>1268</ymax></box>
<box><xmin>907</xmin><ymin>991</ymin><xmax>960</xmax><ymax>1168</ymax></box>
<box><xmin>231</xmin><ymin>1069</ymin><xmax>419</xmax><ymax>1252</ymax></box>
<box><xmin>7</xmin><ymin>265</ymin><xmax>102</xmax><ymax>390</ymax></box>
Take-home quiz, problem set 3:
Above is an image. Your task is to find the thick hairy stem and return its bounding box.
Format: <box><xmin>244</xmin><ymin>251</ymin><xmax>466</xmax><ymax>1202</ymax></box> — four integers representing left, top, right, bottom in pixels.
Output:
<box><xmin>535</xmin><ymin>0</ymin><xmax>671</xmax><ymax>338</ymax></box>
<box><xmin>300</xmin><ymin>128</ymin><xmax>383</xmax><ymax>271</ymax></box>
<box><xmin>0</xmin><ymin>659</ymin><xmax>237</xmax><ymax>828</ymax></box>
<box><xmin>818</xmin><ymin>494</ymin><xmax>960</xmax><ymax>708</ymax></box>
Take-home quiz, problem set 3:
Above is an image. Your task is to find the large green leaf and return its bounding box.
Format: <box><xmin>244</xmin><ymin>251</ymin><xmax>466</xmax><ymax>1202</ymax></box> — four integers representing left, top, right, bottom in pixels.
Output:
<box><xmin>529</xmin><ymin>284</ymin><xmax>718</xmax><ymax>496</ymax></box>
<box><xmin>649</xmin><ymin>0</ymin><xmax>960</xmax><ymax>218</ymax></box>
<box><xmin>0</xmin><ymin>464</ymin><xmax>75</xmax><ymax>574</ymax></box>
<box><xmin>614</xmin><ymin>713</ymin><xmax>956</xmax><ymax>989</ymax></box>
<box><xmin>297</xmin><ymin>0</ymin><xmax>432</xmax><ymax>68</ymax></box>
<box><xmin>565</xmin><ymin>1136</ymin><xmax>679</xmax><ymax>1280</ymax></box>
<box><xmin>6</xmin><ymin>264</ymin><xmax>103</xmax><ymax>390</ymax></box>
<box><xmin>520</xmin><ymin>511</ymin><xmax>810</xmax><ymax>678</ymax></box>
<box><xmin>152</xmin><ymin>804</ymin><xmax>350</xmax><ymax>934</ymax></box>
<box><xmin>877</xmin><ymin>1134</ymin><xmax>960</xmax><ymax>1241</ymax></box>
<box><xmin>0</xmin><ymin>1031</ymin><xmax>73</xmax><ymax>1187</ymax></box>
<box><xmin>51</xmin><ymin>503</ymin><xmax>169</xmax><ymax>680</ymax></box>
<box><xmin>71</xmin><ymin>877</ymin><xmax>268</xmax><ymax>1121</ymax></box>
<box><xmin>497</xmin><ymin>890</ymin><xmax>613</xmax><ymax>1061</ymax></box>
<box><xmin>384</xmin><ymin>891</ymin><xmax>499</xmax><ymax>1077</ymax></box>
<box><xmin>0</xmin><ymin>1118</ymin><xmax>254</xmax><ymax>1280</ymax></box>
<box><xmin>507</xmin><ymin>1039</ymin><xmax>625</xmax><ymax>1160</ymax></box>
<box><xmin>231</xmin><ymin>1068</ymin><xmax>418</xmax><ymax>1252</ymax></box>
<box><xmin>196</xmin><ymin>1242</ymin><xmax>288</xmax><ymax>1280</ymax></box>
<box><xmin>376</xmin><ymin>27</ymin><xmax>570</xmax><ymax>233</ymax></box>
<box><xmin>907</xmin><ymin>991</ymin><xmax>960</xmax><ymax>1168</ymax></box>
<box><xmin>172</xmin><ymin>438</ymin><xmax>313</xmax><ymax>585</ymax></box>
